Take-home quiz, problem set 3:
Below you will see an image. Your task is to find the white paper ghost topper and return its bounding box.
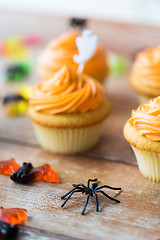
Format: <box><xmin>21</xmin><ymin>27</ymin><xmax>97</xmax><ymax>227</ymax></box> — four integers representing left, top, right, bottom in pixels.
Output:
<box><xmin>73</xmin><ymin>30</ymin><xmax>98</xmax><ymax>73</ymax></box>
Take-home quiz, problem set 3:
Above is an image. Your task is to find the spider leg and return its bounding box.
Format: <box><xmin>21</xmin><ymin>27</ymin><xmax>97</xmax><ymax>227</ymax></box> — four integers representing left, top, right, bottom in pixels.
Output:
<box><xmin>93</xmin><ymin>192</ymin><xmax>99</xmax><ymax>212</ymax></box>
<box><xmin>96</xmin><ymin>190</ymin><xmax>120</xmax><ymax>203</ymax></box>
<box><xmin>81</xmin><ymin>195</ymin><xmax>90</xmax><ymax>215</ymax></box>
<box><xmin>61</xmin><ymin>189</ymin><xmax>82</xmax><ymax>208</ymax></box>
<box><xmin>96</xmin><ymin>185</ymin><xmax>121</xmax><ymax>191</ymax></box>
<box><xmin>87</xmin><ymin>178</ymin><xmax>97</xmax><ymax>188</ymax></box>
<box><xmin>61</xmin><ymin>186</ymin><xmax>83</xmax><ymax>199</ymax></box>
<box><xmin>72</xmin><ymin>183</ymin><xmax>87</xmax><ymax>189</ymax></box>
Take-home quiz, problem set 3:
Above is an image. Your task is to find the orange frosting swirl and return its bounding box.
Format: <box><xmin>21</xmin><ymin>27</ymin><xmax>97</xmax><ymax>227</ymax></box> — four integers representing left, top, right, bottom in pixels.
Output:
<box><xmin>131</xmin><ymin>46</ymin><xmax>160</xmax><ymax>88</ymax></box>
<box><xmin>29</xmin><ymin>66</ymin><xmax>105</xmax><ymax>114</ymax></box>
<box><xmin>37</xmin><ymin>29</ymin><xmax>107</xmax><ymax>79</ymax></box>
<box><xmin>129</xmin><ymin>96</ymin><xmax>160</xmax><ymax>141</ymax></box>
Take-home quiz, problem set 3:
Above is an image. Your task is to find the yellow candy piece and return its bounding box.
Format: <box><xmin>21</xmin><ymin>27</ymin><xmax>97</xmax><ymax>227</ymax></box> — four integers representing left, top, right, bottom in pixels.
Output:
<box><xmin>18</xmin><ymin>85</ymin><xmax>33</xmax><ymax>100</ymax></box>
<box><xmin>3</xmin><ymin>36</ymin><xmax>30</xmax><ymax>60</ymax></box>
<box><xmin>4</xmin><ymin>36</ymin><xmax>22</xmax><ymax>49</ymax></box>
<box><xmin>5</xmin><ymin>101</ymin><xmax>28</xmax><ymax>117</ymax></box>
<box><xmin>18</xmin><ymin>101</ymin><xmax>28</xmax><ymax>114</ymax></box>
<box><xmin>9</xmin><ymin>47</ymin><xmax>30</xmax><ymax>60</ymax></box>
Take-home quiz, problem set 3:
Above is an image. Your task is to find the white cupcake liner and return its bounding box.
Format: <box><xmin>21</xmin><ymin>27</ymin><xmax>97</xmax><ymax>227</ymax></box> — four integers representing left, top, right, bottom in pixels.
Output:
<box><xmin>131</xmin><ymin>145</ymin><xmax>160</xmax><ymax>182</ymax></box>
<box><xmin>33</xmin><ymin>122</ymin><xmax>103</xmax><ymax>154</ymax></box>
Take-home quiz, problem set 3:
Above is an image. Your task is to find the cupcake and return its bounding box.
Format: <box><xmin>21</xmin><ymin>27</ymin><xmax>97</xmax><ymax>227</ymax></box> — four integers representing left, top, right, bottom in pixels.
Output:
<box><xmin>37</xmin><ymin>30</ymin><xmax>108</xmax><ymax>83</ymax></box>
<box><xmin>123</xmin><ymin>96</ymin><xmax>160</xmax><ymax>182</ymax></box>
<box><xmin>28</xmin><ymin>66</ymin><xmax>110</xmax><ymax>154</ymax></box>
<box><xmin>130</xmin><ymin>46</ymin><xmax>160</xmax><ymax>103</ymax></box>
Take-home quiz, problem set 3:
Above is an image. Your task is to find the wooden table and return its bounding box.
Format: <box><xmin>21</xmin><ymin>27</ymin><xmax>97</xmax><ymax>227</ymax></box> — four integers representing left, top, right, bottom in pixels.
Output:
<box><xmin>0</xmin><ymin>11</ymin><xmax>160</xmax><ymax>240</ymax></box>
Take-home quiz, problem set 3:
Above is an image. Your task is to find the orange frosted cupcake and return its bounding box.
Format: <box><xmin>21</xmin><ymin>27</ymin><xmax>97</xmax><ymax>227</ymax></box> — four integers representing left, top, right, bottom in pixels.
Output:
<box><xmin>130</xmin><ymin>46</ymin><xmax>160</xmax><ymax>103</ymax></box>
<box><xmin>37</xmin><ymin>30</ymin><xmax>108</xmax><ymax>83</ymax></box>
<box><xmin>124</xmin><ymin>96</ymin><xmax>160</xmax><ymax>182</ymax></box>
<box><xmin>28</xmin><ymin>66</ymin><xmax>110</xmax><ymax>154</ymax></box>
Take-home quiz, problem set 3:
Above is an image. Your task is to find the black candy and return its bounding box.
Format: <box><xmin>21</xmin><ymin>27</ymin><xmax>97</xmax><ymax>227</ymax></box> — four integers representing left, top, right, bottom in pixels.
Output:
<box><xmin>10</xmin><ymin>162</ymin><xmax>34</xmax><ymax>184</ymax></box>
<box><xmin>2</xmin><ymin>94</ymin><xmax>26</xmax><ymax>105</ymax></box>
<box><xmin>69</xmin><ymin>18</ymin><xmax>87</xmax><ymax>29</ymax></box>
<box><xmin>0</xmin><ymin>220</ymin><xmax>18</xmax><ymax>239</ymax></box>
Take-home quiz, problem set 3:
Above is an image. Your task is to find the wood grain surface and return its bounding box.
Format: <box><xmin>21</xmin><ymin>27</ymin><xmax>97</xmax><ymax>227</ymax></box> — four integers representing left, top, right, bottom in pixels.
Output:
<box><xmin>0</xmin><ymin>11</ymin><xmax>160</xmax><ymax>240</ymax></box>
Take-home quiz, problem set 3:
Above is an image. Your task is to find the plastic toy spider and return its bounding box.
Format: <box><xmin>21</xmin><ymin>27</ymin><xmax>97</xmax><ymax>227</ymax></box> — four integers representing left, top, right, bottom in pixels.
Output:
<box><xmin>61</xmin><ymin>179</ymin><xmax>121</xmax><ymax>215</ymax></box>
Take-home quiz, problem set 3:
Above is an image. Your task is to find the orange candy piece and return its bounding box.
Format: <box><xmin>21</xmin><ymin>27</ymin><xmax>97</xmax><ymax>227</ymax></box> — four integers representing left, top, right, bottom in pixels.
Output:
<box><xmin>0</xmin><ymin>207</ymin><xmax>28</xmax><ymax>225</ymax></box>
<box><xmin>0</xmin><ymin>158</ymin><xmax>20</xmax><ymax>175</ymax></box>
<box><xmin>32</xmin><ymin>164</ymin><xmax>59</xmax><ymax>182</ymax></box>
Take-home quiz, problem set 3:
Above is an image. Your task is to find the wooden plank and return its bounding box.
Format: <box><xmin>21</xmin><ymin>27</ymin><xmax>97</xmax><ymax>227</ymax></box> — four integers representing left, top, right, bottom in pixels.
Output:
<box><xmin>0</xmin><ymin>141</ymin><xmax>160</xmax><ymax>240</ymax></box>
<box><xmin>19</xmin><ymin>226</ymin><xmax>80</xmax><ymax>240</ymax></box>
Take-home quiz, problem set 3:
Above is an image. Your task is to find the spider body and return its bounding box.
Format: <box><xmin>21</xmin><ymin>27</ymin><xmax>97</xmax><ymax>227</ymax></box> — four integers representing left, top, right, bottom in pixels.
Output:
<box><xmin>61</xmin><ymin>179</ymin><xmax>121</xmax><ymax>215</ymax></box>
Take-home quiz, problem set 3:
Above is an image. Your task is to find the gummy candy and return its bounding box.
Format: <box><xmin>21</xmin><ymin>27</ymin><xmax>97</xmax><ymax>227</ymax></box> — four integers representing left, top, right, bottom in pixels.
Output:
<box><xmin>2</xmin><ymin>95</ymin><xmax>26</xmax><ymax>105</ymax></box>
<box><xmin>22</xmin><ymin>35</ymin><xmax>44</xmax><ymax>46</ymax></box>
<box><xmin>0</xmin><ymin>36</ymin><xmax>30</xmax><ymax>60</ymax></box>
<box><xmin>10</xmin><ymin>162</ymin><xmax>33</xmax><ymax>184</ymax></box>
<box><xmin>0</xmin><ymin>207</ymin><xmax>27</xmax><ymax>239</ymax></box>
<box><xmin>4</xmin><ymin>101</ymin><xmax>28</xmax><ymax>117</ymax></box>
<box><xmin>0</xmin><ymin>43</ymin><xmax>29</xmax><ymax>60</ymax></box>
<box><xmin>0</xmin><ymin>220</ymin><xmax>18</xmax><ymax>239</ymax></box>
<box><xmin>0</xmin><ymin>158</ymin><xmax>20</xmax><ymax>176</ymax></box>
<box><xmin>18</xmin><ymin>84</ymin><xmax>32</xmax><ymax>101</ymax></box>
<box><xmin>0</xmin><ymin>207</ymin><xmax>28</xmax><ymax>225</ymax></box>
<box><xmin>2</xmin><ymin>96</ymin><xmax>28</xmax><ymax>117</ymax></box>
<box><xmin>10</xmin><ymin>162</ymin><xmax>59</xmax><ymax>184</ymax></box>
<box><xmin>5</xmin><ymin>63</ymin><xmax>31</xmax><ymax>82</ymax></box>
<box><xmin>2</xmin><ymin>85</ymin><xmax>32</xmax><ymax>117</ymax></box>
<box><xmin>8</xmin><ymin>47</ymin><xmax>30</xmax><ymax>60</ymax></box>
<box><xmin>31</xmin><ymin>164</ymin><xmax>59</xmax><ymax>183</ymax></box>
<box><xmin>0</xmin><ymin>35</ymin><xmax>44</xmax><ymax>60</ymax></box>
<box><xmin>0</xmin><ymin>160</ymin><xmax>59</xmax><ymax>184</ymax></box>
<box><xmin>4</xmin><ymin>36</ymin><xmax>22</xmax><ymax>49</ymax></box>
<box><xmin>0</xmin><ymin>36</ymin><xmax>21</xmax><ymax>57</ymax></box>
<box><xmin>69</xmin><ymin>18</ymin><xmax>87</xmax><ymax>29</ymax></box>
<box><xmin>109</xmin><ymin>53</ymin><xmax>127</xmax><ymax>77</ymax></box>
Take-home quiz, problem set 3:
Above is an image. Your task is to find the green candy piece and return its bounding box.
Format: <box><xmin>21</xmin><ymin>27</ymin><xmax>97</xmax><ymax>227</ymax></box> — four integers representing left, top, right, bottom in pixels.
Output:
<box><xmin>5</xmin><ymin>62</ymin><xmax>31</xmax><ymax>82</ymax></box>
<box><xmin>109</xmin><ymin>53</ymin><xmax>127</xmax><ymax>77</ymax></box>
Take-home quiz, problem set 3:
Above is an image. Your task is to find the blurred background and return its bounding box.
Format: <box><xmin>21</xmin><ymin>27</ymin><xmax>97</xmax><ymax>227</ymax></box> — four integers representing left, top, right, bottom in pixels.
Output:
<box><xmin>0</xmin><ymin>0</ymin><xmax>160</xmax><ymax>26</ymax></box>
<box><xmin>0</xmin><ymin>0</ymin><xmax>160</xmax><ymax>117</ymax></box>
